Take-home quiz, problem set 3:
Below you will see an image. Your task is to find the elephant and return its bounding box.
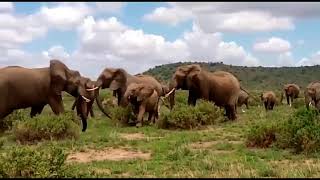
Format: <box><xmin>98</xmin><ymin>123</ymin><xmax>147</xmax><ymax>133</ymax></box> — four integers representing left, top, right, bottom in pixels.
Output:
<box><xmin>280</xmin><ymin>83</ymin><xmax>300</xmax><ymax>107</ymax></box>
<box><xmin>168</xmin><ymin>64</ymin><xmax>241</xmax><ymax>120</ymax></box>
<box><xmin>70</xmin><ymin>78</ymin><xmax>106</xmax><ymax>127</ymax></box>
<box><xmin>237</xmin><ymin>89</ymin><xmax>249</xmax><ymax>111</ymax></box>
<box><xmin>304</xmin><ymin>82</ymin><xmax>320</xmax><ymax>110</ymax></box>
<box><xmin>260</xmin><ymin>91</ymin><xmax>277</xmax><ymax>111</ymax></box>
<box><xmin>123</xmin><ymin>83</ymin><xmax>160</xmax><ymax>127</ymax></box>
<box><xmin>0</xmin><ymin>59</ymin><xmax>94</xmax><ymax>132</ymax></box>
<box><xmin>87</xmin><ymin>68</ymin><xmax>167</xmax><ymax>117</ymax></box>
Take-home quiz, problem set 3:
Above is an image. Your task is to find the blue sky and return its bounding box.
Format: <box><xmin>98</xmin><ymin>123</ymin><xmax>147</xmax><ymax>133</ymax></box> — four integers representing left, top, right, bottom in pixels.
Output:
<box><xmin>1</xmin><ymin>2</ymin><xmax>320</xmax><ymax>78</ymax></box>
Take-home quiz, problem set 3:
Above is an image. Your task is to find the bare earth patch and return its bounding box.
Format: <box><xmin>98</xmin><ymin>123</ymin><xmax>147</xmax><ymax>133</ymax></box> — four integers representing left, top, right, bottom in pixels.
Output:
<box><xmin>189</xmin><ymin>140</ymin><xmax>243</xmax><ymax>149</ymax></box>
<box><xmin>119</xmin><ymin>133</ymin><xmax>163</xmax><ymax>141</ymax></box>
<box><xmin>66</xmin><ymin>147</ymin><xmax>151</xmax><ymax>163</ymax></box>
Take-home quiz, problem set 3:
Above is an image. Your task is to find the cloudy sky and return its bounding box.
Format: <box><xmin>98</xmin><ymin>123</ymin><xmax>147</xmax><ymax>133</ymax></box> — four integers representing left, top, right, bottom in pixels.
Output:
<box><xmin>1</xmin><ymin>2</ymin><xmax>320</xmax><ymax>78</ymax></box>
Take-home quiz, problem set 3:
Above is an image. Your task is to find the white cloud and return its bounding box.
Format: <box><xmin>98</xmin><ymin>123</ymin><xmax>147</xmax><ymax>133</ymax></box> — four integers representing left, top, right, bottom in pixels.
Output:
<box><xmin>95</xmin><ymin>2</ymin><xmax>126</xmax><ymax>13</ymax></box>
<box><xmin>42</xmin><ymin>45</ymin><xmax>70</xmax><ymax>61</ymax></box>
<box><xmin>278</xmin><ymin>52</ymin><xmax>295</xmax><ymax>66</ymax></box>
<box><xmin>0</xmin><ymin>13</ymin><xmax>47</xmax><ymax>49</ymax></box>
<box><xmin>211</xmin><ymin>11</ymin><xmax>293</xmax><ymax>32</ymax></box>
<box><xmin>253</xmin><ymin>37</ymin><xmax>291</xmax><ymax>53</ymax></box>
<box><xmin>70</xmin><ymin>18</ymin><xmax>261</xmax><ymax>78</ymax></box>
<box><xmin>143</xmin><ymin>6</ymin><xmax>193</xmax><ymax>26</ymax></box>
<box><xmin>0</xmin><ymin>2</ymin><xmax>13</xmax><ymax>12</ymax></box>
<box><xmin>145</xmin><ymin>3</ymin><xmax>311</xmax><ymax>33</ymax></box>
<box><xmin>297</xmin><ymin>51</ymin><xmax>320</xmax><ymax>66</ymax></box>
<box><xmin>37</xmin><ymin>3</ymin><xmax>92</xmax><ymax>30</ymax></box>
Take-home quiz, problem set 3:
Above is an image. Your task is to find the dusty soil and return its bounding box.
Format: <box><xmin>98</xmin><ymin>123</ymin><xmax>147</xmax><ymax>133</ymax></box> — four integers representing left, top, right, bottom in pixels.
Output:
<box><xmin>66</xmin><ymin>147</ymin><xmax>151</xmax><ymax>163</ymax></box>
<box><xmin>189</xmin><ymin>140</ymin><xmax>242</xmax><ymax>149</ymax></box>
<box><xmin>119</xmin><ymin>133</ymin><xmax>163</xmax><ymax>140</ymax></box>
<box><xmin>119</xmin><ymin>133</ymin><xmax>147</xmax><ymax>140</ymax></box>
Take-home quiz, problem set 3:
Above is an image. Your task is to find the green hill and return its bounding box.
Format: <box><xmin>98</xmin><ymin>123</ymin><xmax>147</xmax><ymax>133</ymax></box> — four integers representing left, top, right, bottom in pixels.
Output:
<box><xmin>143</xmin><ymin>61</ymin><xmax>320</xmax><ymax>91</ymax></box>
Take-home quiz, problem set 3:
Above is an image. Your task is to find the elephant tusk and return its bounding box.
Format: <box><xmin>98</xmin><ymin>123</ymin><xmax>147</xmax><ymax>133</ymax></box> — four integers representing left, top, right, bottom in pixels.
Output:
<box><xmin>81</xmin><ymin>95</ymin><xmax>91</xmax><ymax>103</ymax></box>
<box><xmin>86</xmin><ymin>86</ymin><xmax>99</xmax><ymax>91</ymax></box>
<box><xmin>164</xmin><ymin>88</ymin><xmax>175</xmax><ymax>98</ymax></box>
<box><xmin>309</xmin><ymin>102</ymin><xmax>312</xmax><ymax>107</ymax></box>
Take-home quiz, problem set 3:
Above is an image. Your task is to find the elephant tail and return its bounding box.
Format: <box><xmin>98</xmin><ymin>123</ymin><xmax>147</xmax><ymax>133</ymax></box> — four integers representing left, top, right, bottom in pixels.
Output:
<box><xmin>95</xmin><ymin>94</ymin><xmax>112</xmax><ymax>119</ymax></box>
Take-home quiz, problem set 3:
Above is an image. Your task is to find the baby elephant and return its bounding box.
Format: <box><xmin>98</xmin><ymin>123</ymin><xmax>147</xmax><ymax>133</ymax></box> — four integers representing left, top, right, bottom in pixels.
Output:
<box><xmin>237</xmin><ymin>89</ymin><xmax>249</xmax><ymax>112</ymax></box>
<box><xmin>124</xmin><ymin>83</ymin><xmax>160</xmax><ymax>127</ymax></box>
<box><xmin>261</xmin><ymin>91</ymin><xmax>277</xmax><ymax>111</ymax></box>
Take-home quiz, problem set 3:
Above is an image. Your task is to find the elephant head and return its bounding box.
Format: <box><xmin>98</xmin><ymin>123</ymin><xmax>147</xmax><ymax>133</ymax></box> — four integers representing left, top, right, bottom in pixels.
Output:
<box><xmin>95</xmin><ymin>68</ymin><xmax>128</xmax><ymax>117</ymax></box>
<box><xmin>304</xmin><ymin>83</ymin><xmax>320</xmax><ymax>110</ymax></box>
<box><xmin>168</xmin><ymin>64</ymin><xmax>202</xmax><ymax>109</ymax></box>
<box><xmin>49</xmin><ymin>59</ymin><xmax>100</xmax><ymax>132</ymax></box>
<box><xmin>74</xmin><ymin>77</ymin><xmax>102</xmax><ymax>132</ymax></box>
<box><xmin>124</xmin><ymin>83</ymin><xmax>155</xmax><ymax>103</ymax></box>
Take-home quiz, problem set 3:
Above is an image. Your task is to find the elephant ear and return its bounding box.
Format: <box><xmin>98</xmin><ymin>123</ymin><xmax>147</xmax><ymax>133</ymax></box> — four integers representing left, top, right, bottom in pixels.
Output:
<box><xmin>315</xmin><ymin>86</ymin><xmax>320</xmax><ymax>101</ymax></box>
<box><xmin>50</xmin><ymin>59</ymin><xmax>68</xmax><ymax>95</ymax></box>
<box><xmin>137</xmin><ymin>85</ymin><xmax>154</xmax><ymax>102</ymax></box>
<box><xmin>109</xmin><ymin>69</ymin><xmax>126</xmax><ymax>91</ymax></box>
<box><xmin>187</xmin><ymin>65</ymin><xmax>201</xmax><ymax>87</ymax></box>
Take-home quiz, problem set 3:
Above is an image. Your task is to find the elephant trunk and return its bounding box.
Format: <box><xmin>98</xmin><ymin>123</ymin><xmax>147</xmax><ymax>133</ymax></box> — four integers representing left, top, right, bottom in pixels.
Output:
<box><xmin>95</xmin><ymin>94</ymin><xmax>112</xmax><ymax>119</ymax></box>
<box><xmin>75</xmin><ymin>97</ymin><xmax>88</xmax><ymax>132</ymax></box>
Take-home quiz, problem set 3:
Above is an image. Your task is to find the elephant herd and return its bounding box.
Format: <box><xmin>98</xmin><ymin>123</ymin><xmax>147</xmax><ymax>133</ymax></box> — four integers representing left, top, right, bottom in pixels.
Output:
<box><xmin>1</xmin><ymin>60</ymin><xmax>319</xmax><ymax>133</ymax></box>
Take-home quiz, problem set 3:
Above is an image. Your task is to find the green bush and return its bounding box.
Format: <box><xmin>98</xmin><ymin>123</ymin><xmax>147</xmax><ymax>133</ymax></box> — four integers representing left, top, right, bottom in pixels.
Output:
<box><xmin>13</xmin><ymin>111</ymin><xmax>80</xmax><ymax>144</ymax></box>
<box><xmin>246</xmin><ymin>107</ymin><xmax>320</xmax><ymax>153</ymax></box>
<box><xmin>246</xmin><ymin>119</ymin><xmax>278</xmax><ymax>148</ymax></box>
<box><xmin>109</xmin><ymin>105</ymin><xmax>136</xmax><ymax>126</ymax></box>
<box><xmin>277</xmin><ymin>108</ymin><xmax>320</xmax><ymax>153</ymax></box>
<box><xmin>158</xmin><ymin>99</ymin><xmax>224</xmax><ymax>130</ymax></box>
<box><xmin>0</xmin><ymin>110</ymin><xmax>27</xmax><ymax>132</ymax></box>
<box><xmin>0</xmin><ymin>145</ymin><xmax>67</xmax><ymax>178</ymax></box>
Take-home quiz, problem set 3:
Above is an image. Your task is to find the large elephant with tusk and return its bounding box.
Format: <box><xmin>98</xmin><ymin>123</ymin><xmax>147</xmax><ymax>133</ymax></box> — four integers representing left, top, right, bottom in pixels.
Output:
<box><xmin>304</xmin><ymin>81</ymin><xmax>320</xmax><ymax>110</ymax></box>
<box><xmin>0</xmin><ymin>59</ymin><xmax>93</xmax><ymax>132</ymax></box>
<box><xmin>70</xmin><ymin>78</ymin><xmax>110</xmax><ymax>130</ymax></box>
<box><xmin>168</xmin><ymin>64</ymin><xmax>241</xmax><ymax>120</ymax></box>
<box><xmin>74</xmin><ymin>68</ymin><xmax>174</xmax><ymax>118</ymax></box>
<box><xmin>280</xmin><ymin>83</ymin><xmax>300</xmax><ymax>107</ymax></box>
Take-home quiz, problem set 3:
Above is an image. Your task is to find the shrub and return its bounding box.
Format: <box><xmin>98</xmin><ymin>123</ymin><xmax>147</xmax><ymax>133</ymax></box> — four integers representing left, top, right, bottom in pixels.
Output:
<box><xmin>0</xmin><ymin>110</ymin><xmax>27</xmax><ymax>132</ymax></box>
<box><xmin>277</xmin><ymin>108</ymin><xmax>320</xmax><ymax>153</ymax></box>
<box><xmin>246</xmin><ymin>107</ymin><xmax>320</xmax><ymax>153</ymax></box>
<box><xmin>13</xmin><ymin>111</ymin><xmax>80</xmax><ymax>144</ymax></box>
<box><xmin>0</xmin><ymin>145</ymin><xmax>67</xmax><ymax>178</ymax></box>
<box><xmin>158</xmin><ymin>99</ymin><xmax>224</xmax><ymax>130</ymax></box>
<box><xmin>109</xmin><ymin>105</ymin><xmax>136</xmax><ymax>126</ymax></box>
<box><xmin>246</xmin><ymin>119</ymin><xmax>278</xmax><ymax>148</ymax></box>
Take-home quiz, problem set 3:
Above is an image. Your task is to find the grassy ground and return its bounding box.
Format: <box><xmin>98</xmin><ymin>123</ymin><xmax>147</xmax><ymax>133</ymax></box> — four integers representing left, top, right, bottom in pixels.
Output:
<box><xmin>1</xmin><ymin>91</ymin><xmax>320</xmax><ymax>178</ymax></box>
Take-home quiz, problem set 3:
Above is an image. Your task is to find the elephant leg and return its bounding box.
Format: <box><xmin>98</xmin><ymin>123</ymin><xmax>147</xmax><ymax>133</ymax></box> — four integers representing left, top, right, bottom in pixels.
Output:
<box><xmin>71</xmin><ymin>98</ymin><xmax>78</xmax><ymax>111</ymax></box>
<box><xmin>76</xmin><ymin>98</ymin><xmax>88</xmax><ymax>132</ymax></box>
<box><xmin>48</xmin><ymin>95</ymin><xmax>64</xmax><ymax>115</ymax></box>
<box><xmin>30</xmin><ymin>104</ymin><xmax>45</xmax><ymax>118</ymax></box>
<box><xmin>188</xmin><ymin>90</ymin><xmax>198</xmax><ymax>106</ymax></box>
<box><xmin>270</xmin><ymin>102</ymin><xmax>275</xmax><ymax>110</ymax></box>
<box><xmin>264</xmin><ymin>102</ymin><xmax>268</xmax><ymax>111</ymax></box>
<box><xmin>229</xmin><ymin>104</ymin><xmax>237</xmax><ymax>120</ymax></box>
<box><xmin>224</xmin><ymin>105</ymin><xmax>229</xmax><ymax>118</ymax></box>
<box><xmin>245</xmin><ymin>101</ymin><xmax>249</xmax><ymax>109</ymax></box>
<box><xmin>136</xmin><ymin>105</ymin><xmax>146</xmax><ymax>128</ymax></box>
<box><xmin>148</xmin><ymin>111</ymin><xmax>154</xmax><ymax>124</ymax></box>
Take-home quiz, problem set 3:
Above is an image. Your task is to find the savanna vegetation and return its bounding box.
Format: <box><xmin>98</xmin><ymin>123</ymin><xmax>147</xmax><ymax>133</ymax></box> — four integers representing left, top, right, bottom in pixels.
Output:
<box><xmin>2</xmin><ymin>62</ymin><xmax>320</xmax><ymax>177</ymax></box>
<box><xmin>144</xmin><ymin>62</ymin><xmax>320</xmax><ymax>90</ymax></box>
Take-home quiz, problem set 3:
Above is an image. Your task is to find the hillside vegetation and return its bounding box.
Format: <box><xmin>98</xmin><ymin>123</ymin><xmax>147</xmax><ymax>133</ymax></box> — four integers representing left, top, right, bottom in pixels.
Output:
<box><xmin>143</xmin><ymin>62</ymin><xmax>320</xmax><ymax>90</ymax></box>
